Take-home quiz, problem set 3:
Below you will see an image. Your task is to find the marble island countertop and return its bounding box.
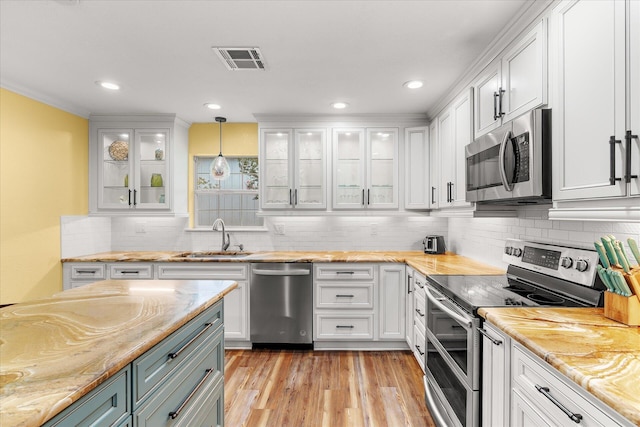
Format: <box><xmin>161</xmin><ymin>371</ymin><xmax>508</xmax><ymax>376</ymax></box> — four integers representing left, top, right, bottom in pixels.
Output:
<box><xmin>479</xmin><ymin>307</ymin><xmax>640</xmax><ymax>425</ymax></box>
<box><xmin>0</xmin><ymin>279</ymin><xmax>237</xmax><ymax>427</ymax></box>
<box><xmin>61</xmin><ymin>250</ymin><xmax>507</xmax><ymax>277</ymax></box>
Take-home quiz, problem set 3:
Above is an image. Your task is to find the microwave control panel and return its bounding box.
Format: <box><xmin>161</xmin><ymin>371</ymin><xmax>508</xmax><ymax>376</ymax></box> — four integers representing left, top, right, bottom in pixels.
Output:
<box><xmin>512</xmin><ymin>132</ymin><xmax>530</xmax><ymax>183</ymax></box>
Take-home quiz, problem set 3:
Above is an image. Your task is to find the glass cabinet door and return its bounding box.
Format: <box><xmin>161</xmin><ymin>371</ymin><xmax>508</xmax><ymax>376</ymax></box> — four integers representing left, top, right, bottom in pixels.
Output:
<box><xmin>294</xmin><ymin>129</ymin><xmax>326</xmax><ymax>209</ymax></box>
<box><xmin>367</xmin><ymin>128</ymin><xmax>398</xmax><ymax>208</ymax></box>
<box><xmin>135</xmin><ymin>130</ymin><xmax>169</xmax><ymax>209</ymax></box>
<box><xmin>98</xmin><ymin>129</ymin><xmax>133</xmax><ymax>209</ymax></box>
<box><xmin>261</xmin><ymin>130</ymin><xmax>293</xmax><ymax>208</ymax></box>
<box><xmin>333</xmin><ymin>129</ymin><xmax>365</xmax><ymax>209</ymax></box>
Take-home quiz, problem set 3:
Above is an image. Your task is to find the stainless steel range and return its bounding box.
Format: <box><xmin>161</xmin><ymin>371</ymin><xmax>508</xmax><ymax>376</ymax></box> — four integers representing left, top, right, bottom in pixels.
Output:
<box><xmin>422</xmin><ymin>239</ymin><xmax>605</xmax><ymax>427</ymax></box>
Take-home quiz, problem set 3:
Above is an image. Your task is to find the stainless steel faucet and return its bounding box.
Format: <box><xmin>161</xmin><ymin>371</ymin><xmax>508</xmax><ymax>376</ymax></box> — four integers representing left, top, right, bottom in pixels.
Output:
<box><xmin>212</xmin><ymin>218</ymin><xmax>230</xmax><ymax>251</ymax></box>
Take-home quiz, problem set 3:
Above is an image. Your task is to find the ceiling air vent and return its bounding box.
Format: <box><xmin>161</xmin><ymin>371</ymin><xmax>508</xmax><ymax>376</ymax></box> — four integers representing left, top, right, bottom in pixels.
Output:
<box><xmin>213</xmin><ymin>47</ymin><xmax>266</xmax><ymax>70</ymax></box>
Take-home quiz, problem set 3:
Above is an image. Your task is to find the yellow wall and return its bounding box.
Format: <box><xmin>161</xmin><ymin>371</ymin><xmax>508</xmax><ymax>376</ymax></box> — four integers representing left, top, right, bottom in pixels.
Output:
<box><xmin>0</xmin><ymin>88</ymin><xmax>88</xmax><ymax>304</ymax></box>
<box><xmin>187</xmin><ymin>122</ymin><xmax>258</xmax><ymax>227</ymax></box>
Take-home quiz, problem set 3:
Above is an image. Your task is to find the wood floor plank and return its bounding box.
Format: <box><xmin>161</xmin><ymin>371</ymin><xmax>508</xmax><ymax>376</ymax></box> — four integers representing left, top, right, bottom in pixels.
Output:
<box><xmin>224</xmin><ymin>349</ymin><xmax>436</xmax><ymax>427</ymax></box>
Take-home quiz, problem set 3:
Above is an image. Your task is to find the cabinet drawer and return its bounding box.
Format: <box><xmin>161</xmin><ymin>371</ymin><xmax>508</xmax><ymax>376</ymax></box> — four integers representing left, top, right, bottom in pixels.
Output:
<box><xmin>133</xmin><ymin>327</ymin><xmax>224</xmax><ymax>427</ymax></box>
<box><xmin>70</xmin><ymin>263</ymin><xmax>106</xmax><ymax>280</ymax></box>
<box><xmin>132</xmin><ymin>301</ymin><xmax>223</xmax><ymax>408</ymax></box>
<box><xmin>109</xmin><ymin>263</ymin><xmax>153</xmax><ymax>279</ymax></box>
<box><xmin>43</xmin><ymin>366</ymin><xmax>130</xmax><ymax>427</ymax></box>
<box><xmin>512</xmin><ymin>344</ymin><xmax>624</xmax><ymax>427</ymax></box>
<box><xmin>413</xmin><ymin>323</ymin><xmax>426</xmax><ymax>371</ymax></box>
<box><xmin>414</xmin><ymin>289</ymin><xmax>426</xmax><ymax>330</ymax></box>
<box><xmin>314</xmin><ymin>264</ymin><xmax>375</xmax><ymax>280</ymax></box>
<box><xmin>315</xmin><ymin>314</ymin><xmax>374</xmax><ymax>340</ymax></box>
<box><xmin>316</xmin><ymin>283</ymin><xmax>374</xmax><ymax>309</ymax></box>
<box><xmin>157</xmin><ymin>263</ymin><xmax>248</xmax><ymax>280</ymax></box>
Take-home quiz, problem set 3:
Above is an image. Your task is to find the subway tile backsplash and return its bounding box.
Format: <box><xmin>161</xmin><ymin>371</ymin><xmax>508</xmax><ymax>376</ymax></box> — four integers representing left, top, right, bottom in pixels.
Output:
<box><xmin>61</xmin><ymin>207</ymin><xmax>639</xmax><ymax>269</ymax></box>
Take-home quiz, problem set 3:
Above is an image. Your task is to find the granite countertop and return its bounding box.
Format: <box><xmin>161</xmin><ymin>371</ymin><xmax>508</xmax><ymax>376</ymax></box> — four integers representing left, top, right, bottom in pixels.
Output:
<box><xmin>478</xmin><ymin>307</ymin><xmax>640</xmax><ymax>425</ymax></box>
<box><xmin>0</xmin><ymin>279</ymin><xmax>237</xmax><ymax>427</ymax></box>
<box><xmin>61</xmin><ymin>250</ymin><xmax>507</xmax><ymax>277</ymax></box>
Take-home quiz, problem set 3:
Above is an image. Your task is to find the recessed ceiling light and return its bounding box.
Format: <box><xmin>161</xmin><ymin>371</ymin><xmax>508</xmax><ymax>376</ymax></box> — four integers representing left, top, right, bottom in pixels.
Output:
<box><xmin>403</xmin><ymin>80</ymin><xmax>423</xmax><ymax>89</ymax></box>
<box><xmin>96</xmin><ymin>81</ymin><xmax>120</xmax><ymax>90</ymax></box>
<box><xmin>204</xmin><ymin>103</ymin><xmax>221</xmax><ymax>110</ymax></box>
<box><xmin>331</xmin><ymin>102</ymin><xmax>349</xmax><ymax>109</ymax></box>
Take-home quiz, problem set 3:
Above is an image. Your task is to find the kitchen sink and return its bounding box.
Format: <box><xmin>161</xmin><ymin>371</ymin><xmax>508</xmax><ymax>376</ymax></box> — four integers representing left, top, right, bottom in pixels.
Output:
<box><xmin>175</xmin><ymin>251</ymin><xmax>252</xmax><ymax>260</ymax></box>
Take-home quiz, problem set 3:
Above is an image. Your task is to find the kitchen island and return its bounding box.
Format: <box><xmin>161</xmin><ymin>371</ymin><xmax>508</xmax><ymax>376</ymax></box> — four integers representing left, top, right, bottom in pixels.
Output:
<box><xmin>0</xmin><ymin>279</ymin><xmax>237</xmax><ymax>427</ymax></box>
<box><xmin>479</xmin><ymin>307</ymin><xmax>640</xmax><ymax>426</ymax></box>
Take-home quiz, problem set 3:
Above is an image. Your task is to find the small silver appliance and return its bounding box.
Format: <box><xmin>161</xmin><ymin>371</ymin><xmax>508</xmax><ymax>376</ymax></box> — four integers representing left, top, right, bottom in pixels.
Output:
<box><xmin>423</xmin><ymin>236</ymin><xmax>446</xmax><ymax>254</ymax></box>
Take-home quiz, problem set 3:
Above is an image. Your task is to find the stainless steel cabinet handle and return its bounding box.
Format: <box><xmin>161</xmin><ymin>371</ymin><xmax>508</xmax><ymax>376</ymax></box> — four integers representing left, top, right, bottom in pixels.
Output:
<box><xmin>336</xmin><ymin>294</ymin><xmax>355</xmax><ymax>298</ymax></box>
<box><xmin>535</xmin><ymin>384</ymin><xmax>583</xmax><ymax>424</ymax></box>
<box><xmin>424</xmin><ymin>287</ymin><xmax>473</xmax><ymax>328</ymax></box>
<box><xmin>415</xmin><ymin>308</ymin><xmax>425</xmax><ymax>317</ymax></box>
<box><xmin>407</xmin><ymin>274</ymin><xmax>413</xmax><ymax>294</ymax></box>
<box><xmin>167</xmin><ymin>322</ymin><xmax>213</xmax><ymax>360</ymax></box>
<box><xmin>493</xmin><ymin>91</ymin><xmax>499</xmax><ymax>120</ymax></box>
<box><xmin>498</xmin><ymin>87</ymin><xmax>505</xmax><ymax>118</ymax></box>
<box><xmin>478</xmin><ymin>327</ymin><xmax>502</xmax><ymax>346</ymax></box>
<box><xmin>336</xmin><ymin>271</ymin><xmax>355</xmax><ymax>275</ymax></box>
<box><xmin>415</xmin><ymin>344</ymin><xmax>425</xmax><ymax>356</ymax></box>
<box><xmin>253</xmin><ymin>269</ymin><xmax>310</xmax><ymax>276</ymax></box>
<box><xmin>610</xmin><ymin>135</ymin><xmax>622</xmax><ymax>185</ymax></box>
<box><xmin>169</xmin><ymin>368</ymin><xmax>214</xmax><ymax>419</ymax></box>
<box><xmin>336</xmin><ymin>325</ymin><xmax>354</xmax><ymax>329</ymax></box>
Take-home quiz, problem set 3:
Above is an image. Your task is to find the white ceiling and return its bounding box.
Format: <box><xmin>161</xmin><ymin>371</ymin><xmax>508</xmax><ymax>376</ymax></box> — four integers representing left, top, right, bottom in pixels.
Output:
<box><xmin>0</xmin><ymin>0</ymin><xmax>530</xmax><ymax>124</ymax></box>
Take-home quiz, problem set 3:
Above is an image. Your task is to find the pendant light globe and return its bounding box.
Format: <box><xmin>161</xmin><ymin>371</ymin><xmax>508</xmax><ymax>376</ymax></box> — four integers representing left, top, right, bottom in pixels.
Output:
<box><xmin>211</xmin><ymin>116</ymin><xmax>230</xmax><ymax>180</ymax></box>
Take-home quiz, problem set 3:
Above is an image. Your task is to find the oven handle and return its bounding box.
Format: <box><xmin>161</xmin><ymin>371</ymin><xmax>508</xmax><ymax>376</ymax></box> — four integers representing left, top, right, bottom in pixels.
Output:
<box><xmin>424</xmin><ymin>375</ymin><xmax>451</xmax><ymax>427</ymax></box>
<box><xmin>498</xmin><ymin>130</ymin><xmax>514</xmax><ymax>192</ymax></box>
<box><xmin>424</xmin><ymin>286</ymin><xmax>473</xmax><ymax>328</ymax></box>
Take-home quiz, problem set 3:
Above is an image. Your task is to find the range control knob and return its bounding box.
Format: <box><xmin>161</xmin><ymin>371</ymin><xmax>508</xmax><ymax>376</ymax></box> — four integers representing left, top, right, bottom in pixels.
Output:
<box><xmin>560</xmin><ymin>257</ymin><xmax>574</xmax><ymax>269</ymax></box>
<box><xmin>575</xmin><ymin>259</ymin><xmax>589</xmax><ymax>272</ymax></box>
<box><xmin>504</xmin><ymin>247</ymin><xmax>513</xmax><ymax>255</ymax></box>
<box><xmin>512</xmin><ymin>248</ymin><xmax>523</xmax><ymax>257</ymax></box>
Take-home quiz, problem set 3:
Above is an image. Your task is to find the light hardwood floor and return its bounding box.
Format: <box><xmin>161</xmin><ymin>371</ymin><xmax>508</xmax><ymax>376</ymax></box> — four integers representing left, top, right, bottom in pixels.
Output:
<box><xmin>224</xmin><ymin>349</ymin><xmax>436</xmax><ymax>427</ymax></box>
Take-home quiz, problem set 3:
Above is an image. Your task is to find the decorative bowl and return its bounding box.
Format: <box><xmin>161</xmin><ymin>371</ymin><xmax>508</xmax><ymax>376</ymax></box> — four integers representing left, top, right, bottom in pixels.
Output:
<box><xmin>108</xmin><ymin>140</ymin><xmax>128</xmax><ymax>161</ymax></box>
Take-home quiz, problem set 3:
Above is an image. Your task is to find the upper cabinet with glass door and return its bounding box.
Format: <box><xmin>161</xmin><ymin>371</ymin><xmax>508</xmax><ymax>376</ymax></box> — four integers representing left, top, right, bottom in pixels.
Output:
<box><xmin>332</xmin><ymin>128</ymin><xmax>398</xmax><ymax>209</ymax></box>
<box><xmin>89</xmin><ymin>114</ymin><xmax>188</xmax><ymax>215</ymax></box>
<box><xmin>260</xmin><ymin>128</ymin><xmax>327</xmax><ymax>209</ymax></box>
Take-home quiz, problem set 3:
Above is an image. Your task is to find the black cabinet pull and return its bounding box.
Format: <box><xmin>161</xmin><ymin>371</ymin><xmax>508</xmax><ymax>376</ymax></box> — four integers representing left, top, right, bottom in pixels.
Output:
<box><xmin>76</xmin><ymin>270</ymin><xmax>98</xmax><ymax>275</ymax></box>
<box><xmin>415</xmin><ymin>344</ymin><xmax>425</xmax><ymax>356</ymax></box>
<box><xmin>535</xmin><ymin>385</ymin><xmax>583</xmax><ymax>423</ymax></box>
<box><xmin>407</xmin><ymin>274</ymin><xmax>413</xmax><ymax>294</ymax></box>
<box><xmin>289</xmin><ymin>188</ymin><xmax>293</xmax><ymax>205</ymax></box>
<box><xmin>336</xmin><ymin>325</ymin><xmax>354</xmax><ymax>329</ymax></box>
<box><xmin>498</xmin><ymin>87</ymin><xmax>505</xmax><ymax>118</ymax></box>
<box><xmin>431</xmin><ymin>186</ymin><xmax>436</xmax><ymax>204</ymax></box>
<box><xmin>610</xmin><ymin>135</ymin><xmax>622</xmax><ymax>185</ymax></box>
<box><xmin>133</xmin><ymin>189</ymin><xmax>137</xmax><ymax>206</ymax></box>
<box><xmin>119</xmin><ymin>270</ymin><xmax>141</xmax><ymax>275</ymax></box>
<box><xmin>415</xmin><ymin>308</ymin><xmax>425</xmax><ymax>317</ymax></box>
<box><xmin>169</xmin><ymin>368</ymin><xmax>214</xmax><ymax>419</ymax></box>
<box><xmin>128</xmin><ymin>189</ymin><xmax>132</xmax><ymax>206</ymax></box>
<box><xmin>367</xmin><ymin>189</ymin><xmax>370</xmax><ymax>205</ymax></box>
<box><xmin>336</xmin><ymin>271</ymin><xmax>355</xmax><ymax>275</ymax></box>
<box><xmin>493</xmin><ymin>91</ymin><xmax>499</xmax><ymax>120</ymax></box>
<box><xmin>167</xmin><ymin>322</ymin><xmax>213</xmax><ymax>360</ymax></box>
<box><xmin>415</xmin><ymin>280</ymin><xmax>424</xmax><ymax>289</ymax></box>
<box><xmin>335</xmin><ymin>294</ymin><xmax>355</xmax><ymax>298</ymax></box>
<box><xmin>450</xmin><ymin>182</ymin><xmax>454</xmax><ymax>202</ymax></box>
<box><xmin>625</xmin><ymin>130</ymin><xmax>639</xmax><ymax>183</ymax></box>
<box><xmin>362</xmin><ymin>189</ymin><xmax>365</xmax><ymax>205</ymax></box>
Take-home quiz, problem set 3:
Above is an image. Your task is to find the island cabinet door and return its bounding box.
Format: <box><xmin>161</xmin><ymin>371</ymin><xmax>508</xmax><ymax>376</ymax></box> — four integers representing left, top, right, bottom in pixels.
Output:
<box><xmin>42</xmin><ymin>366</ymin><xmax>130</xmax><ymax>427</ymax></box>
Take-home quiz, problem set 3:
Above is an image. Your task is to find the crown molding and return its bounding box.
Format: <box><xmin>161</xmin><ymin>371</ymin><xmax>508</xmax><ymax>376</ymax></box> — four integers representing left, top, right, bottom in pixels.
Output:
<box><xmin>1</xmin><ymin>79</ymin><xmax>91</xmax><ymax>118</ymax></box>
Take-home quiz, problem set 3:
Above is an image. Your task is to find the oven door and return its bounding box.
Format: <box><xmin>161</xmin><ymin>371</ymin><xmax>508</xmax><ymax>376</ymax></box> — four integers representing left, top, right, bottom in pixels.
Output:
<box><xmin>424</xmin><ymin>285</ymin><xmax>481</xmax><ymax>427</ymax></box>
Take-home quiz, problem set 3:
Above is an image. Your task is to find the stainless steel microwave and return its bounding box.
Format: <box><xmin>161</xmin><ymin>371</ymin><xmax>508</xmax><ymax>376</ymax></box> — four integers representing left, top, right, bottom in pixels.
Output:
<box><xmin>465</xmin><ymin>108</ymin><xmax>551</xmax><ymax>204</ymax></box>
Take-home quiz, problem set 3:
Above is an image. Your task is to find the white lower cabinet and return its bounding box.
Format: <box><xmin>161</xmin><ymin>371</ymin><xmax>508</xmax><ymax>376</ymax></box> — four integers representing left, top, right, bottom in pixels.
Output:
<box><xmin>407</xmin><ymin>270</ymin><xmax>426</xmax><ymax>371</ymax></box>
<box><xmin>63</xmin><ymin>263</ymin><xmax>107</xmax><ymax>289</ymax></box>
<box><xmin>511</xmin><ymin>343</ymin><xmax>633</xmax><ymax>427</ymax></box>
<box><xmin>157</xmin><ymin>263</ymin><xmax>250</xmax><ymax>346</ymax></box>
<box><xmin>313</xmin><ymin>263</ymin><xmax>406</xmax><ymax>348</ymax></box>
<box><xmin>480</xmin><ymin>322</ymin><xmax>510</xmax><ymax>427</ymax></box>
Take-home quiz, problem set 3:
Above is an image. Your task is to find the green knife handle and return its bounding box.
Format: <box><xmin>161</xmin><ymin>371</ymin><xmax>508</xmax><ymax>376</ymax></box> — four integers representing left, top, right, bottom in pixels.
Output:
<box><xmin>601</xmin><ymin>236</ymin><xmax>620</xmax><ymax>266</ymax></box>
<box><xmin>628</xmin><ymin>238</ymin><xmax>640</xmax><ymax>266</ymax></box>
<box><xmin>594</xmin><ymin>242</ymin><xmax>611</xmax><ymax>269</ymax></box>
<box><xmin>614</xmin><ymin>241</ymin><xmax>631</xmax><ymax>273</ymax></box>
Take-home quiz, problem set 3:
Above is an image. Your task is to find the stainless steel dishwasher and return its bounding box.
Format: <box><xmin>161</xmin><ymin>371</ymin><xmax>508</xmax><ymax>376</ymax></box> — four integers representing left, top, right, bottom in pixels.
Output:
<box><xmin>250</xmin><ymin>263</ymin><xmax>313</xmax><ymax>347</ymax></box>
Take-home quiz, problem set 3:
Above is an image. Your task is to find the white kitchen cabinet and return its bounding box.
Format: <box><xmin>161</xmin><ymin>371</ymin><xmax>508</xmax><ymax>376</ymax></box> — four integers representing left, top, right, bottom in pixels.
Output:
<box><xmin>473</xmin><ymin>20</ymin><xmax>547</xmax><ymax>138</ymax></box>
<box><xmin>405</xmin><ymin>268</ymin><xmax>415</xmax><ymax>349</ymax></box>
<box><xmin>63</xmin><ymin>263</ymin><xmax>106</xmax><ymax>290</ymax></box>
<box><xmin>551</xmin><ymin>0</ymin><xmax>639</xmax><ymax>202</ymax></box>
<box><xmin>89</xmin><ymin>114</ymin><xmax>188</xmax><ymax>215</ymax></box>
<box><xmin>378</xmin><ymin>264</ymin><xmax>405</xmax><ymax>340</ymax></box>
<box><xmin>480</xmin><ymin>322</ymin><xmax>511</xmax><ymax>427</ymax></box>
<box><xmin>437</xmin><ymin>89</ymin><xmax>473</xmax><ymax>208</ymax></box>
<box><xmin>333</xmin><ymin>128</ymin><xmax>399</xmax><ymax>209</ymax></box>
<box><xmin>411</xmin><ymin>272</ymin><xmax>426</xmax><ymax>372</ymax></box>
<box><xmin>259</xmin><ymin>128</ymin><xmax>327</xmax><ymax>209</ymax></box>
<box><xmin>157</xmin><ymin>263</ymin><xmax>250</xmax><ymax>346</ymax></box>
<box><xmin>404</xmin><ymin>126</ymin><xmax>431</xmax><ymax>209</ymax></box>
<box><xmin>511</xmin><ymin>343</ymin><xmax>633</xmax><ymax>427</ymax></box>
<box><xmin>428</xmin><ymin>121</ymin><xmax>440</xmax><ymax>209</ymax></box>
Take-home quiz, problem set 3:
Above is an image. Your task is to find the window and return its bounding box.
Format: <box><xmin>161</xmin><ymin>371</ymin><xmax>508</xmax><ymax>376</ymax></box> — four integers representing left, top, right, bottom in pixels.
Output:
<box><xmin>194</xmin><ymin>156</ymin><xmax>262</xmax><ymax>228</ymax></box>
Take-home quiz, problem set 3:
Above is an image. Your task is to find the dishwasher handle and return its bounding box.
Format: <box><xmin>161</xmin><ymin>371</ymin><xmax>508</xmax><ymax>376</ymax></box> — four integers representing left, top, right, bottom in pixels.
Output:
<box><xmin>252</xmin><ymin>268</ymin><xmax>311</xmax><ymax>276</ymax></box>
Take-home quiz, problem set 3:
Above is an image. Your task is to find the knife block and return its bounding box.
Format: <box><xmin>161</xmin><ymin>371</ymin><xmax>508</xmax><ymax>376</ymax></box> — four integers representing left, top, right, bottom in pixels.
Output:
<box><xmin>604</xmin><ymin>291</ymin><xmax>640</xmax><ymax>326</ymax></box>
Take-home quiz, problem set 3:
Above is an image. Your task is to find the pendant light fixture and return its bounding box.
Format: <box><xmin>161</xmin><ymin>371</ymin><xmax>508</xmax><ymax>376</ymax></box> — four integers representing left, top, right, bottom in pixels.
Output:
<box><xmin>211</xmin><ymin>116</ymin><xmax>231</xmax><ymax>180</ymax></box>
